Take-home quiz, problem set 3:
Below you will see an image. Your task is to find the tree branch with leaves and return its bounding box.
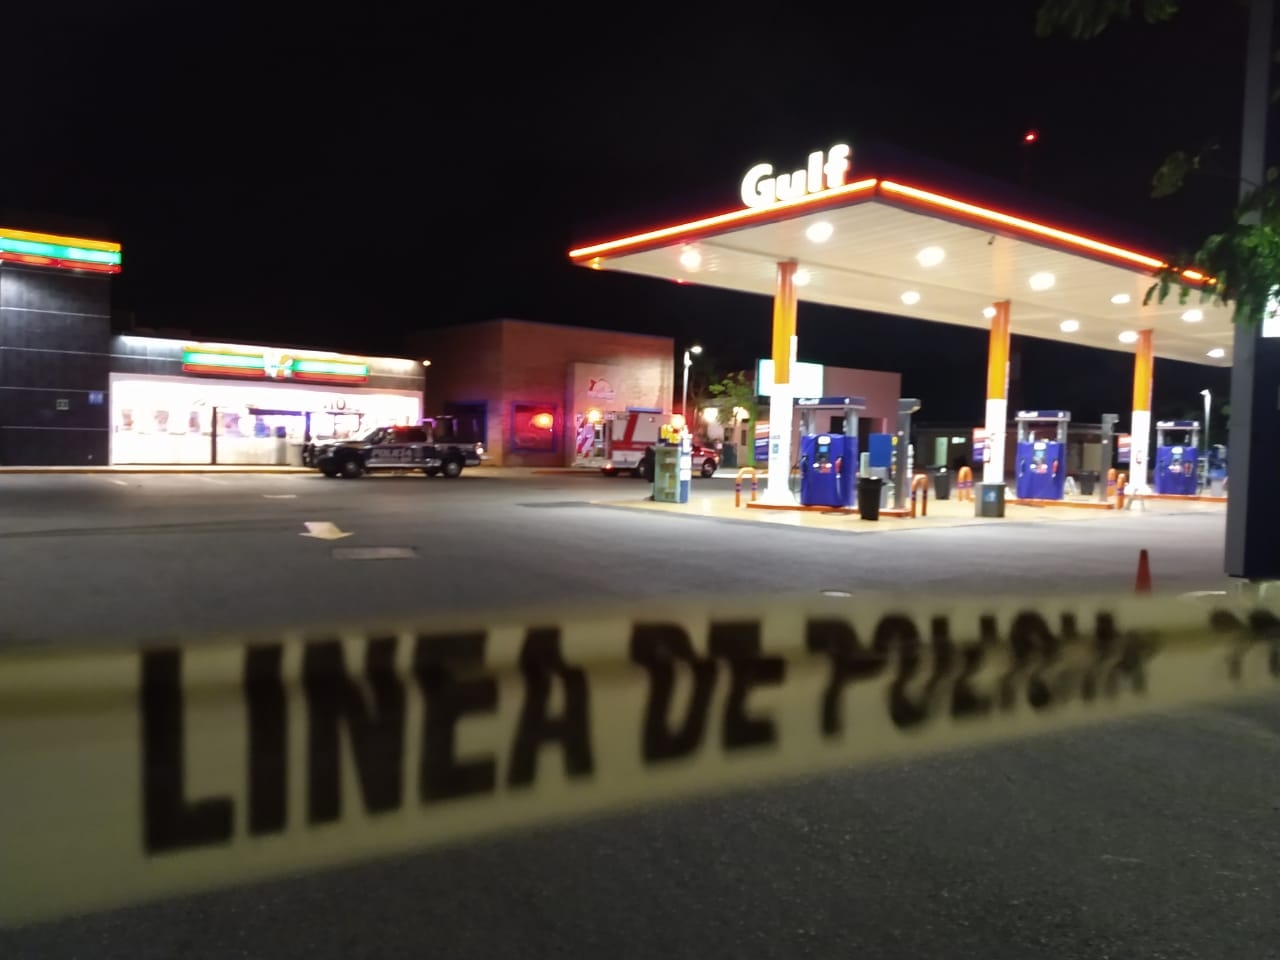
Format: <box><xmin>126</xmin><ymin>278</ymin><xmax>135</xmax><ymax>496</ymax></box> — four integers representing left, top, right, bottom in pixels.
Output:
<box><xmin>1037</xmin><ymin>0</ymin><xmax>1279</xmax><ymax>326</ymax></box>
<box><xmin>1035</xmin><ymin>0</ymin><xmax>1182</xmax><ymax>38</ymax></box>
<box><xmin>702</xmin><ymin>370</ymin><xmax>761</xmax><ymax>461</ymax></box>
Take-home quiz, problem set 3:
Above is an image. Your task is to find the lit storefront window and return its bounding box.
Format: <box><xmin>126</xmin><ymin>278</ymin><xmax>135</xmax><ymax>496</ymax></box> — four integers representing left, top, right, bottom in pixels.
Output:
<box><xmin>510</xmin><ymin>403</ymin><xmax>557</xmax><ymax>453</ymax></box>
<box><xmin>109</xmin><ymin>375</ymin><xmax>421</xmax><ymax>464</ymax></box>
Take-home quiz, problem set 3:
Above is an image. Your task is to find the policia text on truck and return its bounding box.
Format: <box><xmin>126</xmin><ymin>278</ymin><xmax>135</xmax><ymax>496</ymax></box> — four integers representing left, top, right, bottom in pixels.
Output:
<box><xmin>310</xmin><ymin>419</ymin><xmax>484</xmax><ymax>479</ymax></box>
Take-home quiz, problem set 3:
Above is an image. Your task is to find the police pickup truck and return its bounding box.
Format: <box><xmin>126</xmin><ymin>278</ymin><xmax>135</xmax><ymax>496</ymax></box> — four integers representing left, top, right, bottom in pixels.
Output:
<box><xmin>312</xmin><ymin>419</ymin><xmax>483</xmax><ymax>479</ymax></box>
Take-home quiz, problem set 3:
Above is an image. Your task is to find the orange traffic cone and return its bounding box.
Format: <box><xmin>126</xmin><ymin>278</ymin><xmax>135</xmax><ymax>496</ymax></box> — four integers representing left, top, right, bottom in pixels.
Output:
<box><xmin>1134</xmin><ymin>549</ymin><xmax>1152</xmax><ymax>594</ymax></box>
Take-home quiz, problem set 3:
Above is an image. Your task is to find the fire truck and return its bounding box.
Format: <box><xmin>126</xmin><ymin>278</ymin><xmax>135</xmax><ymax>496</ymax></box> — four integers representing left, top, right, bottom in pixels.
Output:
<box><xmin>594</xmin><ymin>410</ymin><xmax>719</xmax><ymax>480</ymax></box>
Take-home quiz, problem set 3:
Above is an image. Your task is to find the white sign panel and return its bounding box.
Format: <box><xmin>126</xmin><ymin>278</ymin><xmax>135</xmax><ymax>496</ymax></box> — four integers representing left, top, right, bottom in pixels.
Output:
<box><xmin>755</xmin><ymin>358</ymin><xmax>824</xmax><ymax>398</ymax></box>
<box><xmin>740</xmin><ymin>144</ymin><xmax>851</xmax><ymax>209</ymax></box>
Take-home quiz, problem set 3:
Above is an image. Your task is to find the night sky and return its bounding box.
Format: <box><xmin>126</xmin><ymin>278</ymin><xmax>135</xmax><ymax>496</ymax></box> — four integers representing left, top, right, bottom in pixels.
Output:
<box><xmin>4</xmin><ymin>2</ymin><xmax>1256</xmax><ymax>428</ymax></box>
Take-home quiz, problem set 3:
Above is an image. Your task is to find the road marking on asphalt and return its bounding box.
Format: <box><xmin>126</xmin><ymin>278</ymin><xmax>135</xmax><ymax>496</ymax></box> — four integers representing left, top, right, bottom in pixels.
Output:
<box><xmin>332</xmin><ymin>546</ymin><xmax>418</xmax><ymax>560</ymax></box>
<box><xmin>198</xmin><ymin>476</ymin><xmax>230</xmax><ymax>485</ymax></box>
<box><xmin>300</xmin><ymin>521</ymin><xmax>353</xmax><ymax>540</ymax></box>
<box><xmin>110</xmin><ymin>479</ymin><xmax>128</xmax><ymax>486</ymax></box>
<box><xmin>820</xmin><ymin>589</ymin><xmax>853</xmax><ymax>598</ymax></box>
<box><xmin>263</xmin><ymin>494</ymin><xmax>297</xmax><ymax>499</ymax></box>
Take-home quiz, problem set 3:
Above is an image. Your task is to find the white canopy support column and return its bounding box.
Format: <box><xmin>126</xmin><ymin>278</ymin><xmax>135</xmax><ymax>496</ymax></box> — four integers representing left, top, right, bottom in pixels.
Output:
<box><xmin>983</xmin><ymin>300</ymin><xmax>1011</xmax><ymax>487</ymax></box>
<box><xmin>1129</xmin><ymin>328</ymin><xmax>1154</xmax><ymax>494</ymax></box>
<box><xmin>762</xmin><ymin>260</ymin><xmax>798</xmax><ymax>504</ymax></box>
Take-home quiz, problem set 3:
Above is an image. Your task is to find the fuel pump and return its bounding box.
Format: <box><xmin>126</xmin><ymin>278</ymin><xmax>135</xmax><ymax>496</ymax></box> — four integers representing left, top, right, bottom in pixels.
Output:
<box><xmin>1014</xmin><ymin>410</ymin><xmax>1070</xmax><ymax>500</ymax></box>
<box><xmin>796</xmin><ymin>395</ymin><xmax>865</xmax><ymax>508</ymax></box>
<box><xmin>894</xmin><ymin>398</ymin><xmax>921</xmax><ymax>511</ymax></box>
<box><xmin>1153</xmin><ymin>420</ymin><xmax>1200</xmax><ymax>495</ymax></box>
<box><xmin>865</xmin><ymin>433</ymin><xmax>893</xmax><ymax>491</ymax></box>
<box><xmin>1097</xmin><ymin>414</ymin><xmax>1118</xmax><ymax>502</ymax></box>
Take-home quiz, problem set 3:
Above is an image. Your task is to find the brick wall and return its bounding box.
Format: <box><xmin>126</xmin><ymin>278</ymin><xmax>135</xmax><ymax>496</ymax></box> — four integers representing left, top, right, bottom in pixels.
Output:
<box><xmin>770</xmin><ymin>366</ymin><xmax>903</xmax><ymax>465</ymax></box>
<box><xmin>416</xmin><ymin>322</ymin><xmax>505</xmax><ymax>458</ymax></box>
<box><xmin>416</xmin><ymin>319</ymin><xmax>675</xmax><ymax>467</ymax></box>
<box><xmin>821</xmin><ymin>366</ymin><xmax>902</xmax><ymax>434</ymax></box>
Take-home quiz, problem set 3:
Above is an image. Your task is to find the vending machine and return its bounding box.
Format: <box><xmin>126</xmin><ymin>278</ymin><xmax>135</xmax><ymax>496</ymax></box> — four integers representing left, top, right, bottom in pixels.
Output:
<box><xmin>1014</xmin><ymin>410</ymin><xmax>1070</xmax><ymax>501</ymax></box>
<box><xmin>799</xmin><ymin>433</ymin><xmax>857</xmax><ymax>508</ymax></box>
<box><xmin>1153</xmin><ymin>420</ymin><xmax>1200</xmax><ymax>495</ymax></box>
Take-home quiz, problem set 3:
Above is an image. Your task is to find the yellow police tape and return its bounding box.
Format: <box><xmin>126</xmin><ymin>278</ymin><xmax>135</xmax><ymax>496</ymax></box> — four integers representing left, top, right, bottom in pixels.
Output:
<box><xmin>1</xmin><ymin>591</ymin><xmax>1278</xmax><ymax>928</ymax></box>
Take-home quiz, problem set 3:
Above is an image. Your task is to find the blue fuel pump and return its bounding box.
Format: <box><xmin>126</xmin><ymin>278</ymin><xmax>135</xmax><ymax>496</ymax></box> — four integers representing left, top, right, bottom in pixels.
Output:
<box><xmin>1016</xmin><ymin>439</ymin><xmax>1066</xmax><ymax>499</ymax></box>
<box><xmin>1154</xmin><ymin>420</ymin><xmax>1200</xmax><ymax>495</ymax></box>
<box><xmin>799</xmin><ymin>433</ymin><xmax>857</xmax><ymax>507</ymax></box>
<box><xmin>1014</xmin><ymin>410</ymin><xmax>1070</xmax><ymax>501</ymax></box>
<box><xmin>866</xmin><ymin>434</ymin><xmax>894</xmax><ymax>474</ymax></box>
<box><xmin>794</xmin><ymin>396</ymin><xmax>866</xmax><ymax>507</ymax></box>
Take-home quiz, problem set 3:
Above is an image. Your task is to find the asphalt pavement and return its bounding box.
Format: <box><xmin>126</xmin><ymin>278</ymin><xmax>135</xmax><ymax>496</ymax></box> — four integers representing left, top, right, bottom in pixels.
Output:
<box><xmin>2</xmin><ymin>469</ymin><xmax>1273</xmax><ymax>959</ymax></box>
<box><xmin>0</xmin><ymin>469</ymin><xmax>1236</xmax><ymax>647</ymax></box>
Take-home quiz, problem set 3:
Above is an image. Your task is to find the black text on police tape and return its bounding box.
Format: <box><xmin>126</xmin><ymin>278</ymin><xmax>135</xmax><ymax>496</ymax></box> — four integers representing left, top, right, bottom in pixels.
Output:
<box><xmin>139</xmin><ymin>607</ymin><xmax>1276</xmax><ymax>855</ymax></box>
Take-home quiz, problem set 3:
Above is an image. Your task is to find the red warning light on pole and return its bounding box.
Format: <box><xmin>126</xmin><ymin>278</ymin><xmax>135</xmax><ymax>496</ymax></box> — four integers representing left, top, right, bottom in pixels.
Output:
<box><xmin>1023</xmin><ymin>130</ymin><xmax>1039</xmax><ymax>144</ymax></box>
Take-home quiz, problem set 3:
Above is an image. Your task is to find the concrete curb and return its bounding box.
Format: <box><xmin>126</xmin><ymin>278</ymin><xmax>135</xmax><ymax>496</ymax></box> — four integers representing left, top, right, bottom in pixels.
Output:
<box><xmin>0</xmin><ymin>467</ymin><xmax>314</xmax><ymax>475</ymax></box>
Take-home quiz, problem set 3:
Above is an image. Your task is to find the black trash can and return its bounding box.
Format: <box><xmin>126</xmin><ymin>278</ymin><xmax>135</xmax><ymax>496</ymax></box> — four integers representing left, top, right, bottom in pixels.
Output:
<box><xmin>929</xmin><ymin>467</ymin><xmax>952</xmax><ymax>500</ymax></box>
<box><xmin>857</xmin><ymin>476</ymin><xmax>885</xmax><ymax>520</ymax></box>
<box><xmin>975</xmin><ymin>482</ymin><xmax>1006</xmax><ymax>518</ymax></box>
<box><xmin>1079</xmin><ymin>471</ymin><xmax>1098</xmax><ymax>496</ymax></box>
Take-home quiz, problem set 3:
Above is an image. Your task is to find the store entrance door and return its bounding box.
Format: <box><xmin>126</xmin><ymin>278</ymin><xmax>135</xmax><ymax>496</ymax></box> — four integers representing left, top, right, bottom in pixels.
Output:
<box><xmin>225</xmin><ymin>407</ymin><xmax>307</xmax><ymax>466</ymax></box>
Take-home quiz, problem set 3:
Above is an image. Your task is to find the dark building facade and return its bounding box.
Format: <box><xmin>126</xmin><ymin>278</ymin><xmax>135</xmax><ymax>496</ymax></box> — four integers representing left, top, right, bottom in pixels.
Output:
<box><xmin>0</xmin><ymin>261</ymin><xmax>114</xmax><ymax>465</ymax></box>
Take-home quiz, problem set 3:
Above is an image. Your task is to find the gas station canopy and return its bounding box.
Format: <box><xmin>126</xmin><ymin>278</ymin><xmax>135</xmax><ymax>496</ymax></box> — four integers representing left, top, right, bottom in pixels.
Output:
<box><xmin>568</xmin><ymin>142</ymin><xmax>1231</xmax><ymax>368</ymax></box>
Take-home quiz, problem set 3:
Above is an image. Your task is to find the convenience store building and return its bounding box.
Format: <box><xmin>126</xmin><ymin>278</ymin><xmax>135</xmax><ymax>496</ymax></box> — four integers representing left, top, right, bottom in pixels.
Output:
<box><xmin>0</xmin><ymin>226</ymin><xmax>425</xmax><ymax>466</ymax></box>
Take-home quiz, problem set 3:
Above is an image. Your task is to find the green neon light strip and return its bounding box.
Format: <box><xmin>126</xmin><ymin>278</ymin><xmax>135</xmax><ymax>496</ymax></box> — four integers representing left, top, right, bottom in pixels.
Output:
<box><xmin>182</xmin><ymin>351</ymin><xmax>369</xmax><ymax>377</ymax></box>
<box><xmin>0</xmin><ymin>237</ymin><xmax>122</xmax><ymax>265</ymax></box>
<box><xmin>183</xmin><ymin>351</ymin><xmax>264</xmax><ymax>369</ymax></box>
<box><xmin>291</xmin><ymin>359</ymin><xmax>369</xmax><ymax>376</ymax></box>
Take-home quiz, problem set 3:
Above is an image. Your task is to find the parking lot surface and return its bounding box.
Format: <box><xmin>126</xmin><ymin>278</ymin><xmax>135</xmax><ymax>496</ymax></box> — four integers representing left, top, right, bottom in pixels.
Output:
<box><xmin>4</xmin><ymin>470</ymin><xmax>1273</xmax><ymax>960</ymax></box>
<box><xmin>0</xmin><ymin>470</ymin><xmax>1233</xmax><ymax>647</ymax></box>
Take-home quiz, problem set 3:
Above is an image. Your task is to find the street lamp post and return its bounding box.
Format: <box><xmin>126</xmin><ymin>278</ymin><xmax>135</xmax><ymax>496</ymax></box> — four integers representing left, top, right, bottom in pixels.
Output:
<box><xmin>420</xmin><ymin>359</ymin><xmax>432</xmax><ymax>423</ymax></box>
<box><xmin>681</xmin><ymin>345</ymin><xmax>702</xmax><ymax>425</ymax></box>
<box><xmin>1200</xmin><ymin>388</ymin><xmax>1211</xmax><ymax>489</ymax></box>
